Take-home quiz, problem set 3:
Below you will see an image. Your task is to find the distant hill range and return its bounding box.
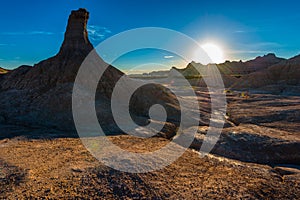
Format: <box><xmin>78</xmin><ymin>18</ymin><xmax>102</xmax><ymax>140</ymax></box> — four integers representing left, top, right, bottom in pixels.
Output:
<box><xmin>231</xmin><ymin>54</ymin><xmax>300</xmax><ymax>92</ymax></box>
<box><xmin>132</xmin><ymin>53</ymin><xmax>300</xmax><ymax>95</ymax></box>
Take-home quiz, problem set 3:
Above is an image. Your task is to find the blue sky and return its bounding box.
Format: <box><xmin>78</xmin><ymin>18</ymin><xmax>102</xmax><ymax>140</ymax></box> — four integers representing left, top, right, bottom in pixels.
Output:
<box><xmin>1</xmin><ymin>0</ymin><xmax>300</xmax><ymax>72</ymax></box>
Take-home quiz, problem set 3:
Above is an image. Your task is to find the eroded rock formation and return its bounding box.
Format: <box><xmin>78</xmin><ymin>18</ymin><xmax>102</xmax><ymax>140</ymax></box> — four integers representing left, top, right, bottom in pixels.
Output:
<box><xmin>0</xmin><ymin>8</ymin><xmax>180</xmax><ymax>136</ymax></box>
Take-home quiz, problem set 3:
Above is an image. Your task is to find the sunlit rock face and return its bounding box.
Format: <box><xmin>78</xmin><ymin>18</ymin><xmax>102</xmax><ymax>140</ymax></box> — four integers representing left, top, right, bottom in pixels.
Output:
<box><xmin>0</xmin><ymin>67</ymin><xmax>9</xmax><ymax>74</ymax></box>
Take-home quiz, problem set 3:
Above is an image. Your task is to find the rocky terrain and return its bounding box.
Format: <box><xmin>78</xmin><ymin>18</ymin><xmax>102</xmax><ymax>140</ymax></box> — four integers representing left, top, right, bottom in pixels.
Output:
<box><xmin>0</xmin><ymin>88</ymin><xmax>299</xmax><ymax>198</ymax></box>
<box><xmin>0</xmin><ymin>8</ymin><xmax>299</xmax><ymax>199</ymax></box>
<box><xmin>192</xmin><ymin>90</ymin><xmax>300</xmax><ymax>165</ymax></box>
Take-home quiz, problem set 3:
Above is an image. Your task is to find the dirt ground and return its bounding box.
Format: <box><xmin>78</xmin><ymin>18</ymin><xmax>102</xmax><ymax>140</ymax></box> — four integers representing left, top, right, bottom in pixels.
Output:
<box><xmin>0</xmin><ymin>135</ymin><xmax>299</xmax><ymax>199</ymax></box>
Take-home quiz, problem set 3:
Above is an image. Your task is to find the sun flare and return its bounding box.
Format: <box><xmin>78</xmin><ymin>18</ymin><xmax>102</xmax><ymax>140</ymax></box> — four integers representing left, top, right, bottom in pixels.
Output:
<box><xmin>200</xmin><ymin>43</ymin><xmax>224</xmax><ymax>64</ymax></box>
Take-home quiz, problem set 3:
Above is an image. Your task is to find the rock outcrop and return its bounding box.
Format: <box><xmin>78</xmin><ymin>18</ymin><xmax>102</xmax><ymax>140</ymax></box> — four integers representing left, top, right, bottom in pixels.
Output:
<box><xmin>190</xmin><ymin>92</ymin><xmax>300</xmax><ymax>165</ymax></box>
<box><xmin>0</xmin><ymin>8</ymin><xmax>180</xmax><ymax>137</ymax></box>
<box><xmin>0</xmin><ymin>8</ymin><xmax>97</xmax><ymax>91</ymax></box>
<box><xmin>59</xmin><ymin>8</ymin><xmax>93</xmax><ymax>54</ymax></box>
<box><xmin>191</xmin><ymin>124</ymin><xmax>300</xmax><ymax>165</ymax></box>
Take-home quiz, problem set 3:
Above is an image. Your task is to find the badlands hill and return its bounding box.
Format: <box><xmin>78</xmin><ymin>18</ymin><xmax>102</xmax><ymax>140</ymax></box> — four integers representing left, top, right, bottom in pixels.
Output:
<box><xmin>170</xmin><ymin>53</ymin><xmax>300</xmax><ymax>94</ymax></box>
<box><xmin>232</xmin><ymin>54</ymin><xmax>300</xmax><ymax>94</ymax></box>
<box><xmin>0</xmin><ymin>8</ymin><xmax>180</xmax><ymax>136</ymax></box>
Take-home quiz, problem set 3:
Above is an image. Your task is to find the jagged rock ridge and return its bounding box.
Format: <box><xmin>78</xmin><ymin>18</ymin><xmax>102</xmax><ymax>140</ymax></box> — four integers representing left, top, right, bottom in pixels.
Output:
<box><xmin>231</xmin><ymin>54</ymin><xmax>300</xmax><ymax>94</ymax></box>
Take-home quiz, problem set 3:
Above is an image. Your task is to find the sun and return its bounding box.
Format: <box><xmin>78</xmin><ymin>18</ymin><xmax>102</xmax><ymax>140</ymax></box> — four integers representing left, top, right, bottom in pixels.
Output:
<box><xmin>200</xmin><ymin>43</ymin><xmax>224</xmax><ymax>64</ymax></box>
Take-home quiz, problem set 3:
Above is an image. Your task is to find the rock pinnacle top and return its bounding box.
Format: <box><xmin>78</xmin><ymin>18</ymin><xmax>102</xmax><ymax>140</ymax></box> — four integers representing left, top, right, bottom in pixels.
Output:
<box><xmin>59</xmin><ymin>8</ymin><xmax>93</xmax><ymax>55</ymax></box>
